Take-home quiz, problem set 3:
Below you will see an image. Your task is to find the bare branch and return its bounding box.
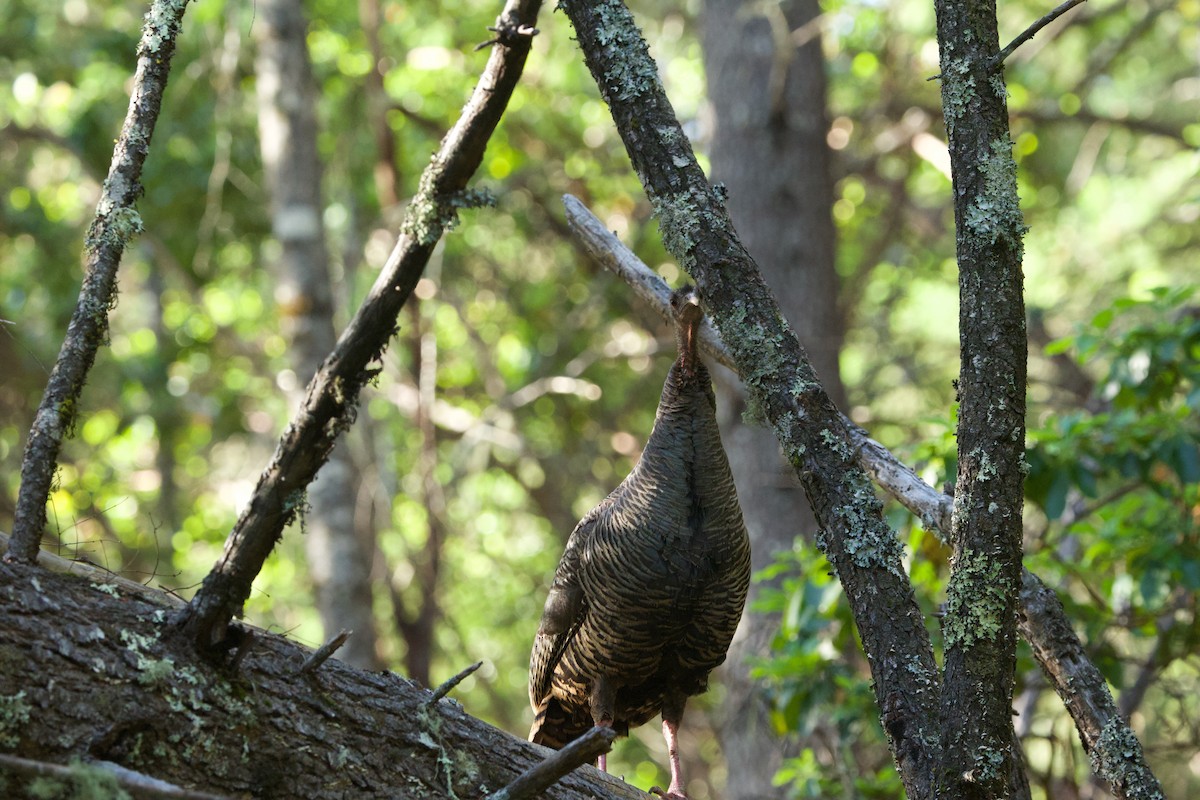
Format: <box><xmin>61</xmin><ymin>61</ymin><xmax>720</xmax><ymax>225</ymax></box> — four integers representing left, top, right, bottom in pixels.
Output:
<box><xmin>426</xmin><ymin>661</ymin><xmax>483</xmax><ymax>707</ymax></box>
<box><xmin>297</xmin><ymin>629</ymin><xmax>352</xmax><ymax>676</ymax></box>
<box><xmin>993</xmin><ymin>0</ymin><xmax>1088</xmax><ymax>68</ymax></box>
<box><xmin>7</xmin><ymin>0</ymin><xmax>193</xmax><ymax>565</ymax></box>
<box><xmin>1017</xmin><ymin>572</ymin><xmax>1165</xmax><ymax>800</ymax></box>
<box><xmin>486</xmin><ymin>727</ymin><xmax>617</xmax><ymax>800</ymax></box>
<box><xmin>0</xmin><ymin>754</ymin><xmax>234</xmax><ymax>800</ymax></box>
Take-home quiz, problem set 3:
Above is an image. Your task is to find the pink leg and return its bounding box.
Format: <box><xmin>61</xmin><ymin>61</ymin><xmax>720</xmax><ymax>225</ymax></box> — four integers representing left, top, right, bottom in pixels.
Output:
<box><xmin>590</xmin><ymin>677</ymin><xmax>617</xmax><ymax>773</ymax></box>
<box><xmin>661</xmin><ymin>717</ymin><xmax>686</xmax><ymax>798</ymax></box>
<box><xmin>596</xmin><ymin>719</ymin><xmax>612</xmax><ymax>772</ymax></box>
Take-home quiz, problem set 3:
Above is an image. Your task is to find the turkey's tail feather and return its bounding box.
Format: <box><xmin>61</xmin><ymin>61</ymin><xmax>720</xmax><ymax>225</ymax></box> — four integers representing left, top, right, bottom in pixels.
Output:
<box><xmin>529</xmin><ymin>697</ymin><xmax>624</xmax><ymax>749</ymax></box>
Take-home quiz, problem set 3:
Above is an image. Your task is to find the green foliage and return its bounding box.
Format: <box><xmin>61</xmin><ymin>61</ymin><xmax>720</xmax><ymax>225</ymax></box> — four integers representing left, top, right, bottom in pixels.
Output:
<box><xmin>1026</xmin><ymin>288</ymin><xmax>1200</xmax><ymax>652</ymax></box>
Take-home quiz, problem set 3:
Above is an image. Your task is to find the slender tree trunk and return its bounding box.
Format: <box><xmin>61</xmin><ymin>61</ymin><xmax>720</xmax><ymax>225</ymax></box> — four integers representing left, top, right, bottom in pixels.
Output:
<box><xmin>932</xmin><ymin>0</ymin><xmax>1034</xmax><ymax>795</ymax></box>
<box><xmin>702</xmin><ymin>1</ymin><xmax>845</xmax><ymax>794</ymax></box>
<box><xmin>254</xmin><ymin>0</ymin><xmax>380</xmax><ymax>669</ymax></box>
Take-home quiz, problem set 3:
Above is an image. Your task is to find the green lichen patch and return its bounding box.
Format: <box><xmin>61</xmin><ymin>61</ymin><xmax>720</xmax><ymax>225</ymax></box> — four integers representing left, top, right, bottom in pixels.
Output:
<box><xmin>652</xmin><ymin>192</ymin><xmax>703</xmax><ymax>265</ymax></box>
<box><xmin>139</xmin><ymin>0</ymin><xmax>189</xmax><ymax>57</ymax></box>
<box><xmin>963</xmin><ymin>138</ymin><xmax>1027</xmax><ymax>251</ymax></box>
<box><xmin>942</xmin><ymin>547</ymin><xmax>1011</xmax><ymax>649</ymax></box>
<box><xmin>0</xmin><ymin>690</ymin><xmax>32</xmax><ymax>748</ymax></box>
<box><xmin>831</xmin><ymin>473</ymin><xmax>902</xmax><ymax>574</ymax></box>
<box><xmin>970</xmin><ymin>738</ymin><xmax>1008</xmax><ymax>784</ymax></box>
<box><xmin>401</xmin><ymin>172</ymin><xmax>496</xmax><ymax>247</ymax></box>
<box><xmin>29</xmin><ymin>758</ymin><xmax>132</xmax><ymax>800</ymax></box>
<box><xmin>939</xmin><ymin>57</ymin><xmax>977</xmax><ymax>135</ymax></box>
<box><xmin>1091</xmin><ymin>718</ymin><xmax>1166</xmax><ymax>799</ymax></box>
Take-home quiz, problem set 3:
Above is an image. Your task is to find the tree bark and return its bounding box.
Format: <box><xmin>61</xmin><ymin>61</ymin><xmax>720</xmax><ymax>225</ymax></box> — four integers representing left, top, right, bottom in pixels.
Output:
<box><xmin>254</xmin><ymin>0</ymin><xmax>381</xmax><ymax>671</ymax></box>
<box><xmin>701</xmin><ymin>1</ymin><xmax>845</xmax><ymax>795</ymax></box>
<box><xmin>1016</xmin><ymin>571</ymin><xmax>1165</xmax><ymax>800</ymax></box>
<box><xmin>932</xmin><ymin>0</ymin><xmax>1028</xmax><ymax>795</ymax></box>
<box><xmin>0</xmin><ymin>558</ymin><xmax>644</xmax><ymax>800</ymax></box>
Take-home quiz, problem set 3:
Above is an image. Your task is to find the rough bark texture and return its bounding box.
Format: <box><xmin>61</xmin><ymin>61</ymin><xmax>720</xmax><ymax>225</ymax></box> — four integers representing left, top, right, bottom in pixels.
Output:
<box><xmin>7</xmin><ymin>0</ymin><xmax>191</xmax><ymax>564</ymax></box>
<box><xmin>0</xmin><ymin>559</ymin><xmax>644</xmax><ymax>800</ymax></box>
<box><xmin>254</xmin><ymin>0</ymin><xmax>380</xmax><ymax>670</ymax></box>
<box><xmin>701</xmin><ymin>0</ymin><xmax>845</xmax><ymax>794</ymax></box>
<box><xmin>556</xmin><ymin>4</ymin><xmax>941</xmax><ymax>798</ymax></box>
<box><xmin>1016</xmin><ymin>572</ymin><xmax>1165</xmax><ymax>800</ymax></box>
<box><xmin>176</xmin><ymin>0</ymin><xmax>544</xmax><ymax>652</ymax></box>
<box><xmin>933</xmin><ymin>1</ymin><xmax>1028</xmax><ymax>795</ymax></box>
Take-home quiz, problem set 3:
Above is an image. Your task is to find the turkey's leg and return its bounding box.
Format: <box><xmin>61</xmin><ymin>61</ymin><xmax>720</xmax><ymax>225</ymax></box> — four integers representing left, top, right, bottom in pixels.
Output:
<box><xmin>595</xmin><ymin>719</ymin><xmax>613</xmax><ymax>771</ymax></box>
<box><xmin>590</xmin><ymin>677</ymin><xmax>618</xmax><ymax>772</ymax></box>
<box><xmin>658</xmin><ymin>717</ymin><xmax>687</xmax><ymax>798</ymax></box>
<box><xmin>652</xmin><ymin>693</ymin><xmax>688</xmax><ymax>799</ymax></box>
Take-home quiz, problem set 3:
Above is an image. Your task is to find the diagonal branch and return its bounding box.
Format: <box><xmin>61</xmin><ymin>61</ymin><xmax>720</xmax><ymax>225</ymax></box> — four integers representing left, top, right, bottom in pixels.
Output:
<box><xmin>173</xmin><ymin>0</ymin><xmax>545</xmax><ymax>652</ymax></box>
<box><xmin>992</xmin><ymin>0</ymin><xmax>1088</xmax><ymax>68</ymax></box>
<box><xmin>554</xmin><ymin>4</ymin><xmax>941</xmax><ymax>797</ymax></box>
<box><xmin>7</xmin><ymin>0</ymin><xmax>193</xmax><ymax>566</ymax></box>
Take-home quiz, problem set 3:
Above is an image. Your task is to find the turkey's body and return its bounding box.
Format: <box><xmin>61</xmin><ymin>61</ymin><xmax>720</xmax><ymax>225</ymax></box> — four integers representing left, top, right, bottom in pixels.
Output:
<box><xmin>528</xmin><ymin>287</ymin><xmax>751</xmax><ymax>798</ymax></box>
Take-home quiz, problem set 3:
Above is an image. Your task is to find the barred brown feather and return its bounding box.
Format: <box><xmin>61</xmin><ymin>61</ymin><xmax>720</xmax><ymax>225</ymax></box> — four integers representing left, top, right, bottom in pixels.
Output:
<box><xmin>528</xmin><ymin>286</ymin><xmax>751</xmax><ymax>798</ymax></box>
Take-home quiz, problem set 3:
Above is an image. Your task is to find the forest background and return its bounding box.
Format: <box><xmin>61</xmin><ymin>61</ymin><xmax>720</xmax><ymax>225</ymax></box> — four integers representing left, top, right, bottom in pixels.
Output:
<box><xmin>1</xmin><ymin>0</ymin><xmax>1198</xmax><ymax>797</ymax></box>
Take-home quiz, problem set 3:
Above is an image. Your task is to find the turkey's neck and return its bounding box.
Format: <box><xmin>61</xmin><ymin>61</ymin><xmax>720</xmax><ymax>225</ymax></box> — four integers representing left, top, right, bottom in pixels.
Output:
<box><xmin>675</xmin><ymin>314</ymin><xmax>700</xmax><ymax>377</ymax></box>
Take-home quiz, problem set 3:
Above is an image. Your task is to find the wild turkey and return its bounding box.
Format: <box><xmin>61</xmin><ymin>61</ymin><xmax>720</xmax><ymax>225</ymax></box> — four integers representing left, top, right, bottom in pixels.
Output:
<box><xmin>528</xmin><ymin>285</ymin><xmax>751</xmax><ymax>798</ymax></box>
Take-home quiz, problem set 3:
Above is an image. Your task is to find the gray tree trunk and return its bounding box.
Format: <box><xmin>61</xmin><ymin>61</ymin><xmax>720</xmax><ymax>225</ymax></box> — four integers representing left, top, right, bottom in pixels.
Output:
<box><xmin>702</xmin><ymin>0</ymin><xmax>845</xmax><ymax>796</ymax></box>
<box><xmin>254</xmin><ymin>0</ymin><xmax>380</xmax><ymax>670</ymax></box>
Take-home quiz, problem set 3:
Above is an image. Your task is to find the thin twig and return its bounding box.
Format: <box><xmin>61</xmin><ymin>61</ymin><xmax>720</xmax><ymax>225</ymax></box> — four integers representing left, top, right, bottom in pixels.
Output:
<box><xmin>297</xmin><ymin>629</ymin><xmax>352</xmax><ymax>675</ymax></box>
<box><xmin>993</xmin><ymin>0</ymin><xmax>1088</xmax><ymax>68</ymax></box>
<box><xmin>485</xmin><ymin>726</ymin><xmax>618</xmax><ymax>800</ymax></box>
<box><xmin>0</xmin><ymin>754</ymin><xmax>233</xmax><ymax>800</ymax></box>
<box><xmin>425</xmin><ymin>660</ymin><xmax>483</xmax><ymax>707</ymax></box>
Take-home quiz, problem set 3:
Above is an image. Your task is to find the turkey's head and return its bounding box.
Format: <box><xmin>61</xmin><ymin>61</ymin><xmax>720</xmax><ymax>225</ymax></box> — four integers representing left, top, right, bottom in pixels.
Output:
<box><xmin>670</xmin><ymin>285</ymin><xmax>703</xmax><ymax>377</ymax></box>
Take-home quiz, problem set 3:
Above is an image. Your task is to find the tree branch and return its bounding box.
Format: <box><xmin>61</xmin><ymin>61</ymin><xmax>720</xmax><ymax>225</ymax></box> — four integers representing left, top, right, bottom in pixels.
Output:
<box><xmin>485</xmin><ymin>726</ymin><xmax>618</xmax><ymax>800</ymax></box>
<box><xmin>7</xmin><ymin>0</ymin><xmax>193</xmax><ymax>565</ymax></box>
<box><xmin>554</xmin><ymin>4</ymin><xmax>941</xmax><ymax>797</ymax></box>
<box><xmin>0</xmin><ymin>754</ymin><xmax>234</xmax><ymax>800</ymax></box>
<box><xmin>993</xmin><ymin>0</ymin><xmax>1088</xmax><ymax>68</ymax></box>
<box><xmin>173</xmin><ymin>0</ymin><xmax>545</xmax><ymax>652</ymax></box>
<box><xmin>1016</xmin><ymin>572</ymin><xmax>1166</xmax><ymax>800</ymax></box>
